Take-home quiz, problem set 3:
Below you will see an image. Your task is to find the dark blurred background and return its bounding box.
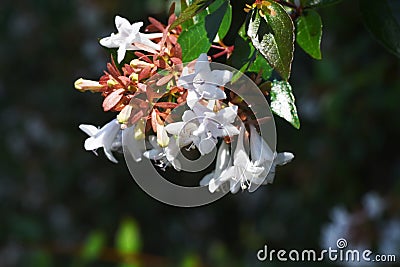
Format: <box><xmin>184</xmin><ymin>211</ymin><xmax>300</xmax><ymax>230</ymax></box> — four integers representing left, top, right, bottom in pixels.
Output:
<box><xmin>1</xmin><ymin>0</ymin><xmax>399</xmax><ymax>266</ymax></box>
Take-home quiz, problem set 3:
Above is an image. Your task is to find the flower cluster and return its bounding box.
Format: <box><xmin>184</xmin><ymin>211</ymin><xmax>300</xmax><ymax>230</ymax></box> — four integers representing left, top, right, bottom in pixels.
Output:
<box><xmin>74</xmin><ymin>13</ymin><xmax>294</xmax><ymax>194</ymax></box>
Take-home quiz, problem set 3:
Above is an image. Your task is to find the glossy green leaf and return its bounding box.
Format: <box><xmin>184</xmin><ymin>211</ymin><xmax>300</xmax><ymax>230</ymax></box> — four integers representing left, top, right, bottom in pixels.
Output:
<box><xmin>116</xmin><ymin>218</ymin><xmax>141</xmax><ymax>267</ymax></box>
<box><xmin>296</xmin><ymin>10</ymin><xmax>322</xmax><ymax>59</ymax></box>
<box><xmin>302</xmin><ymin>0</ymin><xmax>342</xmax><ymax>8</ymax></box>
<box><xmin>180</xmin><ymin>0</ymin><xmax>194</xmax><ymax>29</ymax></box>
<box><xmin>217</xmin><ymin>1</ymin><xmax>232</xmax><ymax>41</ymax></box>
<box><xmin>247</xmin><ymin>52</ymin><xmax>273</xmax><ymax>80</ymax></box>
<box><xmin>178</xmin><ymin>21</ymin><xmax>211</xmax><ymax>62</ymax></box>
<box><xmin>270</xmin><ymin>80</ymin><xmax>300</xmax><ymax>129</ymax></box>
<box><xmin>171</xmin><ymin>0</ymin><xmax>215</xmax><ymax>30</ymax></box>
<box><xmin>205</xmin><ymin>0</ymin><xmax>229</xmax><ymax>43</ymax></box>
<box><xmin>360</xmin><ymin>0</ymin><xmax>400</xmax><ymax>58</ymax></box>
<box><xmin>247</xmin><ymin>3</ymin><xmax>295</xmax><ymax>80</ymax></box>
<box><xmin>80</xmin><ymin>230</ymin><xmax>105</xmax><ymax>262</ymax></box>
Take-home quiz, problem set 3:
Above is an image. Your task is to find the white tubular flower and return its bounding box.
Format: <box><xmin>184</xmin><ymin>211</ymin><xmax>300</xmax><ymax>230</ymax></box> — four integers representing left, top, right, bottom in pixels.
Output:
<box><xmin>164</xmin><ymin>107</ymin><xmax>217</xmax><ymax>155</ymax></box>
<box><xmin>211</xmin><ymin>126</ymin><xmax>264</xmax><ymax>194</ymax></box>
<box><xmin>248</xmin><ymin>125</ymin><xmax>294</xmax><ymax>188</ymax></box>
<box><xmin>165</xmin><ymin>104</ymin><xmax>238</xmax><ymax>155</ymax></box>
<box><xmin>122</xmin><ymin>123</ymin><xmax>146</xmax><ymax>162</ymax></box>
<box><xmin>99</xmin><ymin>15</ymin><xmax>161</xmax><ymax>63</ymax></box>
<box><xmin>79</xmin><ymin>119</ymin><xmax>121</xmax><ymax>163</ymax></box>
<box><xmin>194</xmin><ymin>105</ymin><xmax>240</xmax><ymax>139</ymax></box>
<box><xmin>200</xmin><ymin>141</ymin><xmax>231</xmax><ymax>193</ymax></box>
<box><xmin>143</xmin><ymin>136</ymin><xmax>181</xmax><ymax>170</ymax></box>
<box><xmin>265</xmin><ymin>152</ymin><xmax>294</xmax><ymax>184</ymax></box>
<box><xmin>178</xmin><ymin>53</ymin><xmax>233</xmax><ymax>109</ymax></box>
<box><xmin>164</xmin><ymin>109</ymin><xmax>200</xmax><ymax>147</ymax></box>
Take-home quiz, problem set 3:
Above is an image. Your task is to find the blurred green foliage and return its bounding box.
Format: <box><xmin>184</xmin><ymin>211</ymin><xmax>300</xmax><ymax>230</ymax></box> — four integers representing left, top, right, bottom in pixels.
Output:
<box><xmin>1</xmin><ymin>0</ymin><xmax>399</xmax><ymax>266</ymax></box>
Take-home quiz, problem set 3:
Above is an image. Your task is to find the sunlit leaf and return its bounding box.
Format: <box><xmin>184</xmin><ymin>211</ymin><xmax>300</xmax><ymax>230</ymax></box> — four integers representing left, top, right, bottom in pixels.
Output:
<box><xmin>296</xmin><ymin>10</ymin><xmax>322</xmax><ymax>59</ymax></box>
<box><xmin>247</xmin><ymin>2</ymin><xmax>295</xmax><ymax>80</ymax></box>
<box><xmin>178</xmin><ymin>21</ymin><xmax>211</xmax><ymax>62</ymax></box>
<box><xmin>360</xmin><ymin>0</ymin><xmax>400</xmax><ymax>58</ymax></box>
<box><xmin>270</xmin><ymin>80</ymin><xmax>300</xmax><ymax>129</ymax></box>
<box><xmin>216</xmin><ymin>1</ymin><xmax>232</xmax><ymax>41</ymax></box>
<box><xmin>171</xmin><ymin>0</ymin><xmax>215</xmax><ymax>29</ymax></box>
<box><xmin>247</xmin><ymin>52</ymin><xmax>273</xmax><ymax>80</ymax></box>
<box><xmin>205</xmin><ymin>0</ymin><xmax>229</xmax><ymax>43</ymax></box>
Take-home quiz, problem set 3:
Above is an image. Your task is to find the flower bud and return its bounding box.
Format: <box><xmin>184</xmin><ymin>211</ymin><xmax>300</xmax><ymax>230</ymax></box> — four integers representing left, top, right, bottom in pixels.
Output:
<box><xmin>74</xmin><ymin>78</ymin><xmax>104</xmax><ymax>92</ymax></box>
<box><xmin>134</xmin><ymin>119</ymin><xmax>145</xmax><ymax>140</ymax></box>
<box><xmin>130</xmin><ymin>59</ymin><xmax>154</xmax><ymax>69</ymax></box>
<box><xmin>157</xmin><ymin>122</ymin><xmax>169</xmax><ymax>148</ymax></box>
<box><xmin>117</xmin><ymin>104</ymin><xmax>133</xmax><ymax>124</ymax></box>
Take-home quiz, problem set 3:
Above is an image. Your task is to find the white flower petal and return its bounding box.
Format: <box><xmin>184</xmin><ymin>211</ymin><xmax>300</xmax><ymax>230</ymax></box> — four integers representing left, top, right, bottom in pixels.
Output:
<box><xmin>165</xmin><ymin>121</ymin><xmax>185</xmax><ymax>135</ymax></box>
<box><xmin>250</xmin><ymin>124</ymin><xmax>274</xmax><ymax>165</ymax></box>
<box><xmin>137</xmin><ymin>33</ymin><xmax>161</xmax><ymax>51</ymax></box>
<box><xmin>198</xmin><ymin>135</ymin><xmax>216</xmax><ymax>155</ymax></box>
<box><xmin>122</xmin><ymin>125</ymin><xmax>145</xmax><ymax>162</ymax></box>
<box><xmin>198</xmin><ymin>84</ymin><xmax>226</xmax><ymax>100</ymax></box>
<box><xmin>182</xmin><ymin>110</ymin><xmax>197</xmax><ymax>122</ymax></box>
<box><xmin>99</xmin><ymin>36</ymin><xmax>115</xmax><ymax>48</ymax></box>
<box><xmin>233</xmin><ymin>126</ymin><xmax>251</xmax><ymax>167</ymax></box>
<box><xmin>104</xmin><ymin>146</ymin><xmax>118</xmax><ymax>163</ymax></box>
<box><xmin>218</xmin><ymin>105</ymin><xmax>238</xmax><ymax>123</ymax></box>
<box><xmin>186</xmin><ymin>89</ymin><xmax>200</xmax><ymax>109</ymax></box>
<box><xmin>210</xmin><ymin>70</ymin><xmax>233</xmax><ymax>85</ymax></box>
<box><xmin>117</xmin><ymin>43</ymin><xmax>127</xmax><ymax>63</ymax></box>
<box><xmin>79</xmin><ymin>124</ymin><xmax>99</xmax><ymax>136</ymax></box>
<box><xmin>275</xmin><ymin>152</ymin><xmax>294</xmax><ymax>166</ymax></box>
<box><xmin>115</xmin><ymin>15</ymin><xmax>136</xmax><ymax>34</ymax></box>
<box><xmin>194</xmin><ymin>53</ymin><xmax>210</xmax><ymax>73</ymax></box>
<box><xmin>200</xmin><ymin>171</ymin><xmax>215</xmax><ymax>186</ymax></box>
<box><xmin>143</xmin><ymin>148</ymin><xmax>164</xmax><ymax>160</ymax></box>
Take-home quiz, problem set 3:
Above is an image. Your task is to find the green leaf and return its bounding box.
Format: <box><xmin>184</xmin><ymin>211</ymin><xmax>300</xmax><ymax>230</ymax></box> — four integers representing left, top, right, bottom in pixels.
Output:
<box><xmin>360</xmin><ymin>0</ymin><xmax>400</xmax><ymax>58</ymax></box>
<box><xmin>180</xmin><ymin>0</ymin><xmax>194</xmax><ymax>29</ymax></box>
<box><xmin>296</xmin><ymin>10</ymin><xmax>322</xmax><ymax>59</ymax></box>
<box><xmin>216</xmin><ymin>1</ymin><xmax>232</xmax><ymax>41</ymax></box>
<box><xmin>302</xmin><ymin>0</ymin><xmax>342</xmax><ymax>8</ymax></box>
<box><xmin>116</xmin><ymin>218</ymin><xmax>141</xmax><ymax>267</ymax></box>
<box><xmin>80</xmin><ymin>230</ymin><xmax>106</xmax><ymax>262</ymax></box>
<box><xmin>247</xmin><ymin>52</ymin><xmax>273</xmax><ymax>80</ymax></box>
<box><xmin>270</xmin><ymin>80</ymin><xmax>300</xmax><ymax>129</ymax></box>
<box><xmin>178</xmin><ymin>21</ymin><xmax>211</xmax><ymax>62</ymax></box>
<box><xmin>171</xmin><ymin>0</ymin><xmax>215</xmax><ymax>30</ymax></box>
<box><xmin>247</xmin><ymin>3</ymin><xmax>295</xmax><ymax>80</ymax></box>
<box><xmin>205</xmin><ymin>0</ymin><xmax>229</xmax><ymax>43</ymax></box>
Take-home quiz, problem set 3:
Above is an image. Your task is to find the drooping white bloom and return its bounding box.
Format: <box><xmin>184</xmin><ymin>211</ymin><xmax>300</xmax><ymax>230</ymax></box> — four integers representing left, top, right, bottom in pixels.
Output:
<box><xmin>99</xmin><ymin>15</ymin><xmax>161</xmax><ymax>63</ymax></box>
<box><xmin>211</xmin><ymin>126</ymin><xmax>265</xmax><ymax>193</ymax></box>
<box><xmin>122</xmin><ymin>122</ymin><xmax>146</xmax><ymax>162</ymax></box>
<box><xmin>165</xmin><ymin>103</ymin><xmax>239</xmax><ymax>155</ymax></box>
<box><xmin>165</xmin><ymin>106</ymin><xmax>217</xmax><ymax>155</ymax></box>
<box><xmin>143</xmin><ymin>135</ymin><xmax>181</xmax><ymax>170</ymax></box>
<box><xmin>248</xmin><ymin>125</ymin><xmax>294</xmax><ymax>189</ymax></box>
<box><xmin>79</xmin><ymin>119</ymin><xmax>121</xmax><ymax>163</ymax></box>
<box><xmin>200</xmin><ymin>141</ymin><xmax>231</xmax><ymax>193</ymax></box>
<box><xmin>194</xmin><ymin>105</ymin><xmax>240</xmax><ymax>139</ymax></box>
<box><xmin>178</xmin><ymin>53</ymin><xmax>233</xmax><ymax>108</ymax></box>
